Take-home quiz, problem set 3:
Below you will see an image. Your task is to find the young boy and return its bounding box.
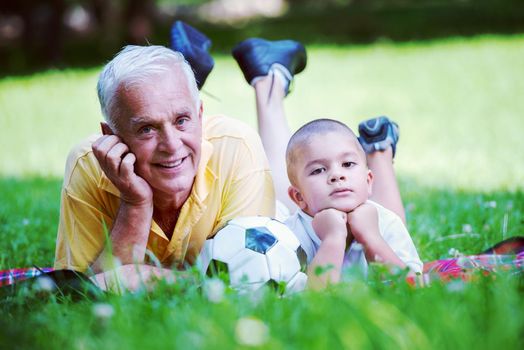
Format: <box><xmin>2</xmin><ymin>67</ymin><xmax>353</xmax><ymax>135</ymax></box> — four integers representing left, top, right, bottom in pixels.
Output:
<box><xmin>231</xmin><ymin>37</ymin><xmax>422</xmax><ymax>288</ymax></box>
<box><xmin>283</xmin><ymin>118</ymin><xmax>422</xmax><ymax>287</ymax></box>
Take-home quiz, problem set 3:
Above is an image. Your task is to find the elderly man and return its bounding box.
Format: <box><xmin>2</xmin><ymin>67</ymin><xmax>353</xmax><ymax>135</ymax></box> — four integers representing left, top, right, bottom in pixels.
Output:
<box><xmin>54</xmin><ymin>19</ymin><xmax>307</xmax><ymax>277</ymax></box>
<box><xmin>54</xmin><ymin>45</ymin><xmax>279</xmax><ymax>273</ymax></box>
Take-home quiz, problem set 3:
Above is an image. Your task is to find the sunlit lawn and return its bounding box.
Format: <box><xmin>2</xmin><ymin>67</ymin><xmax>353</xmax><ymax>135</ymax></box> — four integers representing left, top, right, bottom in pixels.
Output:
<box><xmin>0</xmin><ymin>34</ymin><xmax>523</xmax><ymax>349</ymax></box>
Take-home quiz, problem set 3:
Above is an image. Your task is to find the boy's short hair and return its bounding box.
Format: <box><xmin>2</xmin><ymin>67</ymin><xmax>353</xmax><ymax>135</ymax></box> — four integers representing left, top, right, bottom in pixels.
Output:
<box><xmin>286</xmin><ymin>118</ymin><xmax>364</xmax><ymax>184</ymax></box>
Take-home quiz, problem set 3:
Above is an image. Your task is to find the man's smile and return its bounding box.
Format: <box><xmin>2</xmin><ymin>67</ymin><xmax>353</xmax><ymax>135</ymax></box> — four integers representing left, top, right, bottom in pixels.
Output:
<box><xmin>154</xmin><ymin>155</ymin><xmax>190</xmax><ymax>169</ymax></box>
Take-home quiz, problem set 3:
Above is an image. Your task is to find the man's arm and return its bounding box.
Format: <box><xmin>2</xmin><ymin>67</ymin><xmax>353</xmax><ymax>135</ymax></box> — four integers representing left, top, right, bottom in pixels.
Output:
<box><xmin>89</xmin><ymin>134</ymin><xmax>154</xmax><ymax>273</ymax></box>
<box><xmin>347</xmin><ymin>203</ymin><xmax>406</xmax><ymax>269</ymax></box>
<box><xmin>307</xmin><ymin>208</ymin><xmax>348</xmax><ymax>289</ymax></box>
<box><xmin>55</xmin><ymin>134</ymin><xmax>154</xmax><ymax>273</ymax></box>
<box><xmin>89</xmin><ymin>201</ymin><xmax>153</xmax><ymax>273</ymax></box>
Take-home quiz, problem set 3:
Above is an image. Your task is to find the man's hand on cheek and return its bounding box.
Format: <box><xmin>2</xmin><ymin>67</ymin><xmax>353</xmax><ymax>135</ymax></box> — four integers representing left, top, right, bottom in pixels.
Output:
<box><xmin>92</xmin><ymin>135</ymin><xmax>153</xmax><ymax>207</ymax></box>
<box><xmin>346</xmin><ymin>202</ymin><xmax>380</xmax><ymax>244</ymax></box>
<box><xmin>312</xmin><ymin>208</ymin><xmax>348</xmax><ymax>243</ymax></box>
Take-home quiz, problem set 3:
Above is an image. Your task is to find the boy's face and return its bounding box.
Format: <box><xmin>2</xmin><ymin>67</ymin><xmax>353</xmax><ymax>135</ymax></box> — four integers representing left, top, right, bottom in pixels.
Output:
<box><xmin>289</xmin><ymin>131</ymin><xmax>373</xmax><ymax>216</ymax></box>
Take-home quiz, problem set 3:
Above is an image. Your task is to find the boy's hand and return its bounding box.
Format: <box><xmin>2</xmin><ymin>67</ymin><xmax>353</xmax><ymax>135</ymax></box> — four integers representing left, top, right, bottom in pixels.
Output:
<box><xmin>347</xmin><ymin>202</ymin><xmax>380</xmax><ymax>244</ymax></box>
<box><xmin>308</xmin><ymin>208</ymin><xmax>349</xmax><ymax>289</ymax></box>
<box><xmin>312</xmin><ymin>208</ymin><xmax>348</xmax><ymax>243</ymax></box>
<box><xmin>347</xmin><ymin>202</ymin><xmax>406</xmax><ymax>268</ymax></box>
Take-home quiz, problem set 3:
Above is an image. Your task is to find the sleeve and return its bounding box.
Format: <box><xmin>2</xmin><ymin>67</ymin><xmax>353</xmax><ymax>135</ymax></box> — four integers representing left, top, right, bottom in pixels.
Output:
<box><xmin>54</xmin><ymin>152</ymin><xmax>116</xmax><ymax>273</ymax></box>
<box><xmin>216</xmin><ymin>170</ymin><xmax>275</xmax><ymax>227</ymax></box>
<box><xmin>213</xmin><ymin>132</ymin><xmax>276</xmax><ymax>230</ymax></box>
<box><xmin>284</xmin><ymin>214</ymin><xmax>317</xmax><ymax>265</ymax></box>
<box><xmin>381</xmin><ymin>213</ymin><xmax>423</xmax><ymax>273</ymax></box>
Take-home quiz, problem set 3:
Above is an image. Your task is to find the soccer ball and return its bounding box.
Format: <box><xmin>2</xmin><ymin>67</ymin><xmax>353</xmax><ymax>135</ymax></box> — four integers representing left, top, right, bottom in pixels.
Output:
<box><xmin>198</xmin><ymin>216</ymin><xmax>308</xmax><ymax>294</ymax></box>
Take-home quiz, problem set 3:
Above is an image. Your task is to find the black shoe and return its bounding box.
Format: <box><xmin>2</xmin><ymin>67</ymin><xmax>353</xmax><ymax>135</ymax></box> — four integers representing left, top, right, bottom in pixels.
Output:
<box><xmin>358</xmin><ymin>116</ymin><xmax>400</xmax><ymax>157</ymax></box>
<box><xmin>170</xmin><ymin>21</ymin><xmax>214</xmax><ymax>90</ymax></box>
<box><xmin>232</xmin><ymin>38</ymin><xmax>307</xmax><ymax>94</ymax></box>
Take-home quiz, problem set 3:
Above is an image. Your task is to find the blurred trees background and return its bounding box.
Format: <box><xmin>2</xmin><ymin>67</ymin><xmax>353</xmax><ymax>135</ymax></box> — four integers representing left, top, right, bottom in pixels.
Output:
<box><xmin>1</xmin><ymin>0</ymin><xmax>523</xmax><ymax>76</ymax></box>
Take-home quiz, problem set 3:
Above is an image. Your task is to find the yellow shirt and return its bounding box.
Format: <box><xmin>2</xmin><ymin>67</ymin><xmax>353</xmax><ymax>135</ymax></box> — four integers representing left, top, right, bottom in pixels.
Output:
<box><xmin>54</xmin><ymin>115</ymin><xmax>275</xmax><ymax>272</ymax></box>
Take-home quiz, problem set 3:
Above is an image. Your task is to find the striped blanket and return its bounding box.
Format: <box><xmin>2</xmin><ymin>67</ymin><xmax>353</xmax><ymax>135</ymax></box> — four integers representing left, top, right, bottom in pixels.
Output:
<box><xmin>2</xmin><ymin>237</ymin><xmax>523</xmax><ymax>288</ymax></box>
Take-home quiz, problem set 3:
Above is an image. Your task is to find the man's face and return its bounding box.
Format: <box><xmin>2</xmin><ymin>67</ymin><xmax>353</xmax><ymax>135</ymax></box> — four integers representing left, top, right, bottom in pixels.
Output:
<box><xmin>290</xmin><ymin>131</ymin><xmax>372</xmax><ymax>216</ymax></box>
<box><xmin>113</xmin><ymin>67</ymin><xmax>202</xmax><ymax>201</ymax></box>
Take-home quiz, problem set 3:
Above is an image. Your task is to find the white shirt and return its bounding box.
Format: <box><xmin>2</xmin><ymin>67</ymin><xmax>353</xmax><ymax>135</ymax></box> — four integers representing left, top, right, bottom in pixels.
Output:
<box><xmin>284</xmin><ymin>200</ymin><xmax>423</xmax><ymax>275</ymax></box>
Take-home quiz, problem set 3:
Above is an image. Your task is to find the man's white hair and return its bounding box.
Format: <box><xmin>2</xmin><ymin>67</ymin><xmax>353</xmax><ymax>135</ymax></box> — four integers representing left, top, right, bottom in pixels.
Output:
<box><xmin>97</xmin><ymin>45</ymin><xmax>199</xmax><ymax>130</ymax></box>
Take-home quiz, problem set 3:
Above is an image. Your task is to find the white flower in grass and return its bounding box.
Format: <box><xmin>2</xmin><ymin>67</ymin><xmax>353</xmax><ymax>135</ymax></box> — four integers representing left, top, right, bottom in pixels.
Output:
<box><xmin>93</xmin><ymin>303</ymin><xmax>114</xmax><ymax>319</ymax></box>
<box><xmin>203</xmin><ymin>278</ymin><xmax>225</xmax><ymax>303</ymax></box>
<box><xmin>485</xmin><ymin>201</ymin><xmax>497</xmax><ymax>209</ymax></box>
<box><xmin>462</xmin><ymin>224</ymin><xmax>472</xmax><ymax>233</ymax></box>
<box><xmin>448</xmin><ymin>248</ymin><xmax>462</xmax><ymax>258</ymax></box>
<box><xmin>185</xmin><ymin>331</ymin><xmax>204</xmax><ymax>348</ymax></box>
<box><xmin>34</xmin><ymin>276</ymin><xmax>56</xmax><ymax>292</ymax></box>
<box><xmin>22</xmin><ymin>218</ymin><xmax>30</xmax><ymax>226</ymax></box>
<box><xmin>248</xmin><ymin>286</ymin><xmax>267</xmax><ymax>306</ymax></box>
<box><xmin>75</xmin><ymin>338</ymin><xmax>87</xmax><ymax>350</ymax></box>
<box><xmin>446</xmin><ymin>279</ymin><xmax>466</xmax><ymax>293</ymax></box>
<box><xmin>235</xmin><ymin>317</ymin><xmax>269</xmax><ymax>346</ymax></box>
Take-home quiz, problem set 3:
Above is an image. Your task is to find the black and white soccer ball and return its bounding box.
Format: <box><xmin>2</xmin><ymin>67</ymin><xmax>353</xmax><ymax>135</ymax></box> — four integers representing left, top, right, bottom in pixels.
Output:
<box><xmin>199</xmin><ymin>216</ymin><xmax>308</xmax><ymax>294</ymax></box>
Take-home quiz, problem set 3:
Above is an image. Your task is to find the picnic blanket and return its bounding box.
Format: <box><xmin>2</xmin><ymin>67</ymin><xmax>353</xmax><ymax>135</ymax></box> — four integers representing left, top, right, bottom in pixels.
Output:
<box><xmin>405</xmin><ymin>250</ymin><xmax>524</xmax><ymax>286</ymax></box>
<box><xmin>2</xmin><ymin>237</ymin><xmax>523</xmax><ymax>289</ymax></box>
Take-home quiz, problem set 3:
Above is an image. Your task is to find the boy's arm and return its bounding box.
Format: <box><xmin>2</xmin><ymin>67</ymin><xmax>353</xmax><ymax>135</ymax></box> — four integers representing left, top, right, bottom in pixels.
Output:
<box><xmin>307</xmin><ymin>208</ymin><xmax>349</xmax><ymax>289</ymax></box>
<box><xmin>347</xmin><ymin>203</ymin><xmax>406</xmax><ymax>269</ymax></box>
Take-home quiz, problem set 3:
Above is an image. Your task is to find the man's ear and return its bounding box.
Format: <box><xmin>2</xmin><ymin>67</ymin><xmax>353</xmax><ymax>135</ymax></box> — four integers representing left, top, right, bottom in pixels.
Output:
<box><xmin>288</xmin><ymin>186</ymin><xmax>307</xmax><ymax>210</ymax></box>
<box><xmin>366</xmin><ymin>169</ymin><xmax>374</xmax><ymax>197</ymax></box>
<box><xmin>100</xmin><ymin>122</ymin><xmax>114</xmax><ymax>136</ymax></box>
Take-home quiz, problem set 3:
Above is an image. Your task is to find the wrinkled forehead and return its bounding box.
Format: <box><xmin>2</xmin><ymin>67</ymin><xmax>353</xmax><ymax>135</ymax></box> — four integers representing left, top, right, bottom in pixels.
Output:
<box><xmin>112</xmin><ymin>68</ymin><xmax>200</xmax><ymax>127</ymax></box>
<box><xmin>122</xmin><ymin>64</ymin><xmax>195</xmax><ymax>95</ymax></box>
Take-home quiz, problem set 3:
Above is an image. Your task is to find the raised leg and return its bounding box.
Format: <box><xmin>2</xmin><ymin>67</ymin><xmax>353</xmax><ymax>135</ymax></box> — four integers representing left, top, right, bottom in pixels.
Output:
<box><xmin>232</xmin><ymin>38</ymin><xmax>307</xmax><ymax>215</ymax></box>
<box><xmin>358</xmin><ymin>117</ymin><xmax>406</xmax><ymax>224</ymax></box>
<box><xmin>253</xmin><ymin>75</ymin><xmax>295</xmax><ymax>211</ymax></box>
<box><xmin>367</xmin><ymin>148</ymin><xmax>406</xmax><ymax>224</ymax></box>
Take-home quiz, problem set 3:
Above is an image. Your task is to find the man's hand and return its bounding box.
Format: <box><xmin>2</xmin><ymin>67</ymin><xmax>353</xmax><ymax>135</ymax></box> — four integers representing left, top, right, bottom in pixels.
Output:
<box><xmin>312</xmin><ymin>208</ymin><xmax>348</xmax><ymax>243</ymax></box>
<box><xmin>92</xmin><ymin>134</ymin><xmax>153</xmax><ymax>206</ymax></box>
<box><xmin>91</xmin><ymin>264</ymin><xmax>176</xmax><ymax>293</ymax></box>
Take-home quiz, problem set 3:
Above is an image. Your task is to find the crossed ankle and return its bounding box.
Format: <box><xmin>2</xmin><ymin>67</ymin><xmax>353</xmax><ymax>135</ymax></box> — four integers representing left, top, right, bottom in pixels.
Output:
<box><xmin>366</xmin><ymin>146</ymin><xmax>393</xmax><ymax>158</ymax></box>
<box><xmin>251</xmin><ymin>64</ymin><xmax>291</xmax><ymax>92</ymax></box>
<box><xmin>358</xmin><ymin>116</ymin><xmax>399</xmax><ymax>158</ymax></box>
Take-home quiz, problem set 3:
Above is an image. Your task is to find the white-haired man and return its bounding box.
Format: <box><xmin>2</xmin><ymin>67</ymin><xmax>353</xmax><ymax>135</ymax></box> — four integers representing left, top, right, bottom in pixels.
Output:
<box><xmin>54</xmin><ymin>18</ymin><xmax>308</xmax><ymax>282</ymax></box>
<box><xmin>54</xmin><ymin>44</ymin><xmax>280</xmax><ymax>273</ymax></box>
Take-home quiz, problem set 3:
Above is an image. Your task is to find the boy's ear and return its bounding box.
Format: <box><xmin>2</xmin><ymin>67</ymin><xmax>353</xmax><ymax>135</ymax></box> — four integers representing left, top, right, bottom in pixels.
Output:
<box><xmin>288</xmin><ymin>186</ymin><xmax>307</xmax><ymax>210</ymax></box>
<box><xmin>366</xmin><ymin>169</ymin><xmax>374</xmax><ymax>197</ymax></box>
<box><xmin>100</xmin><ymin>122</ymin><xmax>114</xmax><ymax>136</ymax></box>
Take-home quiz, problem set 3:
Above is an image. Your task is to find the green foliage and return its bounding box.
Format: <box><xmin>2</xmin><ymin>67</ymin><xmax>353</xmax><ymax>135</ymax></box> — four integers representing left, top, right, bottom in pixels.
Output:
<box><xmin>1</xmin><ymin>35</ymin><xmax>523</xmax><ymax>349</ymax></box>
<box><xmin>0</xmin><ymin>177</ymin><xmax>61</xmax><ymax>268</ymax></box>
<box><xmin>1</xmin><ymin>269</ymin><xmax>522</xmax><ymax>349</ymax></box>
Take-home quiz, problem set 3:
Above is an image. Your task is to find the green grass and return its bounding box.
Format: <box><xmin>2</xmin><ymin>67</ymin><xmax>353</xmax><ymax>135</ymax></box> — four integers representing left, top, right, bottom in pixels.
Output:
<box><xmin>1</xmin><ymin>34</ymin><xmax>523</xmax><ymax>349</ymax></box>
